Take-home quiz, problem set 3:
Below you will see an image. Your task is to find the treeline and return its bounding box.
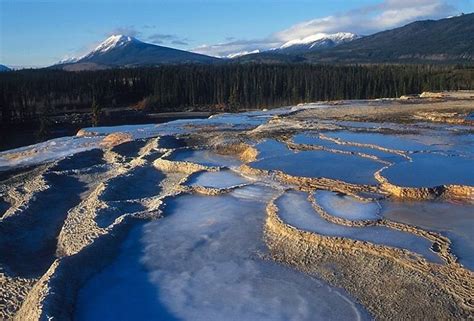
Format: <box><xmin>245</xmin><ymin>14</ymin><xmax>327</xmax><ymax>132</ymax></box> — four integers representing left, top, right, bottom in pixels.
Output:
<box><xmin>1</xmin><ymin>64</ymin><xmax>473</xmax><ymax>124</ymax></box>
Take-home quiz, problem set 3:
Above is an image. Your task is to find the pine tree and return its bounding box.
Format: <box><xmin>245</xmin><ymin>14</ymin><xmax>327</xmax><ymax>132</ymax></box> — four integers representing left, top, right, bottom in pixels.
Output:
<box><xmin>91</xmin><ymin>98</ymin><xmax>102</xmax><ymax>127</ymax></box>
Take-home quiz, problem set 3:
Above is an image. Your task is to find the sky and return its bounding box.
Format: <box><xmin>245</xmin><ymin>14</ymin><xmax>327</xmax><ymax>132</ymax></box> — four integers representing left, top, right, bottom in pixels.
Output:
<box><xmin>0</xmin><ymin>0</ymin><xmax>472</xmax><ymax>67</ymax></box>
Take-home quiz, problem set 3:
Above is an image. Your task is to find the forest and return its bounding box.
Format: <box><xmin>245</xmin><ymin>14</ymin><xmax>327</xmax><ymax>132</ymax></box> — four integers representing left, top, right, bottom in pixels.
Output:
<box><xmin>1</xmin><ymin>63</ymin><xmax>473</xmax><ymax>125</ymax></box>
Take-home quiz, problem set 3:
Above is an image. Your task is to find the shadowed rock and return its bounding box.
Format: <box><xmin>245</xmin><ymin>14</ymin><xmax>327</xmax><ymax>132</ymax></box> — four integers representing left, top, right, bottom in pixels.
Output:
<box><xmin>100</xmin><ymin>166</ymin><xmax>164</xmax><ymax>202</ymax></box>
<box><xmin>110</xmin><ymin>139</ymin><xmax>148</xmax><ymax>159</ymax></box>
<box><xmin>0</xmin><ymin>173</ymin><xmax>87</xmax><ymax>277</ymax></box>
<box><xmin>50</xmin><ymin>149</ymin><xmax>105</xmax><ymax>172</ymax></box>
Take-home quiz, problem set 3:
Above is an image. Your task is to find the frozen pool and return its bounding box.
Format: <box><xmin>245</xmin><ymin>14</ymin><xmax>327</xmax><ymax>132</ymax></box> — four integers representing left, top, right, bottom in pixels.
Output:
<box><xmin>75</xmin><ymin>189</ymin><xmax>370</xmax><ymax>321</ymax></box>
<box><xmin>324</xmin><ymin>131</ymin><xmax>437</xmax><ymax>152</ymax></box>
<box><xmin>382</xmin><ymin>200</ymin><xmax>474</xmax><ymax>270</ymax></box>
<box><xmin>168</xmin><ymin>149</ymin><xmax>241</xmax><ymax>168</ymax></box>
<box><xmin>314</xmin><ymin>190</ymin><xmax>381</xmax><ymax>221</ymax></box>
<box><xmin>381</xmin><ymin>153</ymin><xmax>474</xmax><ymax>187</ymax></box>
<box><xmin>186</xmin><ymin>170</ymin><xmax>249</xmax><ymax>189</ymax></box>
<box><xmin>0</xmin><ymin>136</ymin><xmax>103</xmax><ymax>172</ymax></box>
<box><xmin>276</xmin><ymin>190</ymin><xmax>442</xmax><ymax>263</ymax></box>
<box><xmin>293</xmin><ymin>133</ymin><xmax>406</xmax><ymax>163</ymax></box>
<box><xmin>251</xmin><ymin>149</ymin><xmax>383</xmax><ymax>185</ymax></box>
<box><xmin>253</xmin><ymin>140</ymin><xmax>295</xmax><ymax>160</ymax></box>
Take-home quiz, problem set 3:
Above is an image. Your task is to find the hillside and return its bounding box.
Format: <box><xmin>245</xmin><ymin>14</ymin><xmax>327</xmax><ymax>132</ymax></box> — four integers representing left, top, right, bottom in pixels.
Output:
<box><xmin>304</xmin><ymin>13</ymin><xmax>474</xmax><ymax>63</ymax></box>
<box><xmin>238</xmin><ymin>14</ymin><xmax>474</xmax><ymax>64</ymax></box>
<box><xmin>55</xmin><ymin>35</ymin><xmax>219</xmax><ymax>70</ymax></box>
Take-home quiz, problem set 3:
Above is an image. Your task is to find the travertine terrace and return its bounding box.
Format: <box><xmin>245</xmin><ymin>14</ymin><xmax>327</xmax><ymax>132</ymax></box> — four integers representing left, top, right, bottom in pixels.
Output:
<box><xmin>0</xmin><ymin>92</ymin><xmax>473</xmax><ymax>320</ymax></box>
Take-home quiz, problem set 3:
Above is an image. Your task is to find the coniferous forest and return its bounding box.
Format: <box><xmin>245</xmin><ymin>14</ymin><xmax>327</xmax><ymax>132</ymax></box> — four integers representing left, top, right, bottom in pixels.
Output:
<box><xmin>1</xmin><ymin>64</ymin><xmax>473</xmax><ymax>125</ymax></box>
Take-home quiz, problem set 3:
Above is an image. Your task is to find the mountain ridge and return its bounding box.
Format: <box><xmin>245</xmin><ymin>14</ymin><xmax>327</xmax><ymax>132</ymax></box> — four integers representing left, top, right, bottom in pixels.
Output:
<box><xmin>303</xmin><ymin>13</ymin><xmax>474</xmax><ymax>63</ymax></box>
<box><xmin>51</xmin><ymin>13</ymin><xmax>474</xmax><ymax>70</ymax></box>
<box><xmin>54</xmin><ymin>35</ymin><xmax>219</xmax><ymax>70</ymax></box>
<box><xmin>274</xmin><ymin>32</ymin><xmax>360</xmax><ymax>54</ymax></box>
<box><xmin>239</xmin><ymin>13</ymin><xmax>474</xmax><ymax>64</ymax></box>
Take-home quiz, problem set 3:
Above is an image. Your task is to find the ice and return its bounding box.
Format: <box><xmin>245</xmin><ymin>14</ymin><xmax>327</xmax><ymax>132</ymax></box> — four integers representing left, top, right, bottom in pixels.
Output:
<box><xmin>253</xmin><ymin>139</ymin><xmax>295</xmax><ymax>160</ymax></box>
<box><xmin>324</xmin><ymin>131</ymin><xmax>436</xmax><ymax>151</ymax></box>
<box><xmin>186</xmin><ymin>170</ymin><xmax>249</xmax><ymax>189</ymax></box>
<box><xmin>0</xmin><ymin>136</ymin><xmax>103</xmax><ymax>172</ymax></box>
<box><xmin>314</xmin><ymin>190</ymin><xmax>381</xmax><ymax>221</ymax></box>
<box><xmin>251</xmin><ymin>149</ymin><xmax>383</xmax><ymax>185</ymax></box>
<box><xmin>76</xmin><ymin>189</ymin><xmax>369</xmax><ymax>321</ymax></box>
<box><xmin>381</xmin><ymin>153</ymin><xmax>474</xmax><ymax>187</ymax></box>
<box><xmin>293</xmin><ymin>133</ymin><xmax>406</xmax><ymax>163</ymax></box>
<box><xmin>276</xmin><ymin>191</ymin><xmax>442</xmax><ymax>263</ymax></box>
<box><xmin>0</xmin><ymin>104</ymin><xmax>328</xmax><ymax>172</ymax></box>
<box><xmin>229</xmin><ymin>184</ymin><xmax>280</xmax><ymax>202</ymax></box>
<box><xmin>382</xmin><ymin>200</ymin><xmax>474</xmax><ymax>270</ymax></box>
<box><xmin>0</xmin><ymin>120</ymin><xmax>193</xmax><ymax>172</ymax></box>
<box><xmin>1</xmin><ymin>99</ymin><xmax>472</xmax><ymax>319</ymax></box>
<box><xmin>168</xmin><ymin>149</ymin><xmax>241</xmax><ymax>168</ymax></box>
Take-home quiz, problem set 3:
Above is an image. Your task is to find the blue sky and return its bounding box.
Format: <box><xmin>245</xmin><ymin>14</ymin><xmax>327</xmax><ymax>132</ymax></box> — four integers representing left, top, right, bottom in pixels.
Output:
<box><xmin>1</xmin><ymin>0</ymin><xmax>472</xmax><ymax>67</ymax></box>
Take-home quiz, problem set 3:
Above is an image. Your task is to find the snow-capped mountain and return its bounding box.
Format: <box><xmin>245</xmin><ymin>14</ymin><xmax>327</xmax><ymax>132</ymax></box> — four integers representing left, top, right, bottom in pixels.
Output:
<box><xmin>226</xmin><ymin>32</ymin><xmax>360</xmax><ymax>59</ymax></box>
<box><xmin>276</xmin><ymin>32</ymin><xmax>360</xmax><ymax>54</ymax></box>
<box><xmin>80</xmin><ymin>35</ymin><xmax>140</xmax><ymax>60</ymax></box>
<box><xmin>303</xmin><ymin>13</ymin><xmax>474</xmax><ymax>63</ymax></box>
<box><xmin>54</xmin><ymin>35</ymin><xmax>218</xmax><ymax>70</ymax></box>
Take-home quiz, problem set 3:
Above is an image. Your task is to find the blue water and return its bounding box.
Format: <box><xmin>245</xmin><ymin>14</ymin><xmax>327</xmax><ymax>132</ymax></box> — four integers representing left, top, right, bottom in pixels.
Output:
<box><xmin>186</xmin><ymin>170</ymin><xmax>249</xmax><ymax>189</ymax></box>
<box><xmin>293</xmin><ymin>133</ymin><xmax>406</xmax><ymax>163</ymax></box>
<box><xmin>381</xmin><ymin>200</ymin><xmax>474</xmax><ymax>270</ymax></box>
<box><xmin>382</xmin><ymin>153</ymin><xmax>474</xmax><ymax>187</ymax></box>
<box><xmin>314</xmin><ymin>190</ymin><xmax>381</xmax><ymax>221</ymax></box>
<box><xmin>168</xmin><ymin>149</ymin><xmax>241</xmax><ymax>168</ymax></box>
<box><xmin>324</xmin><ymin>131</ymin><xmax>434</xmax><ymax>151</ymax></box>
<box><xmin>76</xmin><ymin>190</ymin><xmax>370</xmax><ymax>321</ymax></box>
<box><xmin>277</xmin><ymin>191</ymin><xmax>442</xmax><ymax>264</ymax></box>
<box><xmin>251</xmin><ymin>149</ymin><xmax>383</xmax><ymax>185</ymax></box>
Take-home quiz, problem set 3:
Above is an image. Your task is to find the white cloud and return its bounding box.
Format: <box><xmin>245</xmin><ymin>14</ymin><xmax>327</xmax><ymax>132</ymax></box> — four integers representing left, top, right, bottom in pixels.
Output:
<box><xmin>192</xmin><ymin>0</ymin><xmax>462</xmax><ymax>57</ymax></box>
<box><xmin>276</xmin><ymin>0</ymin><xmax>457</xmax><ymax>39</ymax></box>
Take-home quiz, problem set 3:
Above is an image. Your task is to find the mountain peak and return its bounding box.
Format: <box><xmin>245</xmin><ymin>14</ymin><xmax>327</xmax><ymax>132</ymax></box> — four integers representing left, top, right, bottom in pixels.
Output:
<box><xmin>54</xmin><ymin>34</ymin><xmax>218</xmax><ymax>70</ymax></box>
<box><xmin>56</xmin><ymin>35</ymin><xmax>141</xmax><ymax>65</ymax></box>
<box><xmin>89</xmin><ymin>35</ymin><xmax>140</xmax><ymax>55</ymax></box>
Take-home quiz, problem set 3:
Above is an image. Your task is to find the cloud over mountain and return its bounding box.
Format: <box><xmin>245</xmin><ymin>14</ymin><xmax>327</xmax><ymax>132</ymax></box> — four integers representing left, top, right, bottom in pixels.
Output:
<box><xmin>192</xmin><ymin>0</ymin><xmax>462</xmax><ymax>57</ymax></box>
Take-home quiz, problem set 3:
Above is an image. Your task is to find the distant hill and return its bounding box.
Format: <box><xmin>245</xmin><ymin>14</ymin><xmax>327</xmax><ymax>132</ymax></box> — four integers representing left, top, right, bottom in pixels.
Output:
<box><xmin>0</xmin><ymin>64</ymin><xmax>11</xmax><ymax>72</ymax></box>
<box><xmin>304</xmin><ymin>13</ymin><xmax>474</xmax><ymax>63</ymax></box>
<box><xmin>234</xmin><ymin>52</ymin><xmax>306</xmax><ymax>64</ymax></box>
<box><xmin>275</xmin><ymin>32</ymin><xmax>360</xmax><ymax>55</ymax></box>
<box><xmin>54</xmin><ymin>35</ymin><xmax>219</xmax><ymax>70</ymax></box>
<box><xmin>48</xmin><ymin>13</ymin><xmax>474</xmax><ymax>69</ymax></box>
<box><xmin>239</xmin><ymin>13</ymin><xmax>474</xmax><ymax>64</ymax></box>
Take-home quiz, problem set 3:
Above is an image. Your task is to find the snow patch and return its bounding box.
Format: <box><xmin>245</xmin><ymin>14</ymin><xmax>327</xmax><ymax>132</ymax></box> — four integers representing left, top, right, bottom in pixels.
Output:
<box><xmin>226</xmin><ymin>49</ymin><xmax>260</xmax><ymax>59</ymax></box>
<box><xmin>280</xmin><ymin>32</ymin><xmax>359</xmax><ymax>49</ymax></box>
